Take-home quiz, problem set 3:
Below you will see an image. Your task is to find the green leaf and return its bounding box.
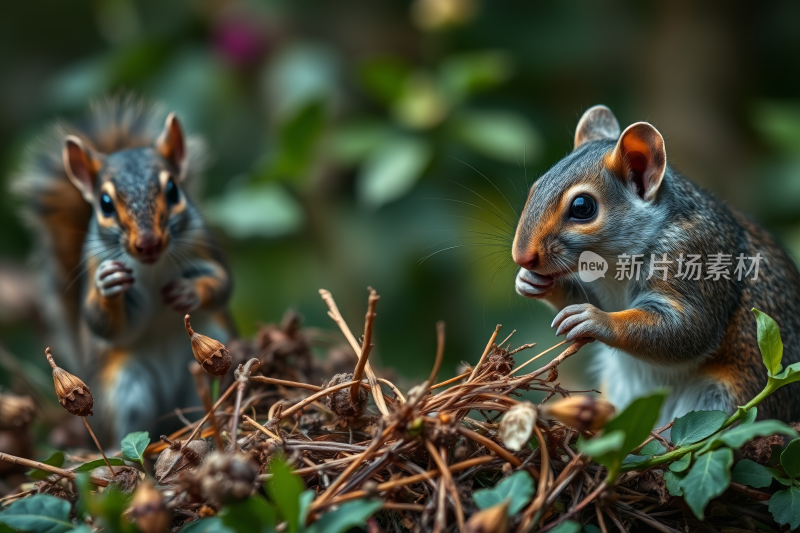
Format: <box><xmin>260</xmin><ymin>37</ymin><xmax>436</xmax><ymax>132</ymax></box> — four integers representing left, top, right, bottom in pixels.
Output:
<box><xmin>220</xmin><ymin>496</ymin><xmax>277</xmax><ymax>533</ymax></box>
<box><xmin>664</xmin><ymin>470</ymin><xmax>685</xmax><ymax>496</ymax></box>
<box><xmin>672</xmin><ymin>410</ymin><xmax>728</xmax><ymax>446</ymax></box>
<box><xmin>717</xmin><ymin>420</ymin><xmax>796</xmax><ymax>450</ymax></box>
<box><xmin>577</xmin><ymin>431</ymin><xmax>625</xmax><ymax>458</ymax></box>
<box><xmin>604</xmin><ymin>391</ymin><xmax>666</xmax><ymax>457</ymax></box>
<box><xmin>452</xmin><ymin>111</ymin><xmax>539</xmax><ymax>163</ymax></box>
<box><xmin>439</xmin><ymin>52</ymin><xmax>513</xmax><ymax>102</ymax></box>
<box><xmin>0</xmin><ymin>494</ymin><xmax>74</xmax><ymax>533</ymax></box>
<box><xmin>73</xmin><ymin>458</ymin><xmax>126</xmax><ymax>473</ymax></box>
<box><xmin>265</xmin><ymin>99</ymin><xmax>326</xmax><ymax>182</ymax></box>
<box><xmin>766</xmin><ymin>466</ymin><xmax>793</xmax><ymax>486</ymax></box>
<box><xmin>669</xmin><ymin>452</ymin><xmax>692</xmax><ymax>473</ymax></box>
<box><xmin>306</xmin><ymin>499</ymin><xmax>382</xmax><ymax>533</ymax></box>
<box><xmin>356</xmin><ymin>136</ymin><xmax>431</xmax><ymax>208</ymax></box>
<box><xmin>733</xmin><ymin>459</ymin><xmax>774</xmax><ymax>488</ymax></box>
<box><xmin>742</xmin><ymin>407</ymin><xmax>758</xmax><ymax>425</ymax></box>
<box><xmin>205</xmin><ymin>183</ymin><xmax>304</xmax><ymax>239</ymax></box>
<box><xmin>181</xmin><ymin>518</ymin><xmax>235</xmax><ymax>533</ymax></box>
<box><xmin>548</xmin><ymin>520</ymin><xmax>581</xmax><ymax>533</ymax></box>
<box><xmin>753</xmin><ymin>308</ymin><xmax>783</xmax><ymax>377</ymax></box>
<box><xmin>769</xmin><ymin>485</ymin><xmax>800</xmax><ymax>530</ymax></box>
<box><xmin>473</xmin><ymin>471</ymin><xmax>534</xmax><ymax>515</ymax></box>
<box><xmin>679</xmin><ymin>448</ymin><xmax>733</xmax><ymax>519</ymax></box>
<box><xmin>298</xmin><ymin>490</ymin><xmax>315</xmax><ymax>527</ymax></box>
<box><xmin>773</xmin><ymin>361</ymin><xmax>800</xmax><ymax>385</ymax></box>
<box><xmin>120</xmin><ymin>431</ymin><xmax>149</xmax><ymax>464</ymax></box>
<box><xmin>638</xmin><ymin>440</ymin><xmax>667</xmax><ymax>456</ymax></box>
<box><xmin>782</xmin><ymin>438</ymin><xmax>800</xmax><ymax>478</ymax></box>
<box><xmin>267</xmin><ymin>457</ymin><xmax>305</xmax><ymax>532</ymax></box>
<box><xmin>359</xmin><ymin>56</ymin><xmax>411</xmax><ymax>104</ymax></box>
<box><xmin>26</xmin><ymin>452</ymin><xmax>65</xmax><ymax>480</ymax></box>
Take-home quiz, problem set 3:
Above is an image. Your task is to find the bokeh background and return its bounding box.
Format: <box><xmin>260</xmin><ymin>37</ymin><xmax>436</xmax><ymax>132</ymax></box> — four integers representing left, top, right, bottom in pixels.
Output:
<box><xmin>2</xmin><ymin>0</ymin><xmax>800</xmax><ymax>402</ymax></box>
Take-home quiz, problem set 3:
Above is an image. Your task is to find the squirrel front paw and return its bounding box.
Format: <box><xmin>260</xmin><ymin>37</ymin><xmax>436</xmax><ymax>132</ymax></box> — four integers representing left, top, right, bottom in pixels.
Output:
<box><xmin>551</xmin><ymin>303</ymin><xmax>611</xmax><ymax>342</ymax></box>
<box><xmin>95</xmin><ymin>260</ymin><xmax>134</xmax><ymax>298</ymax></box>
<box><xmin>515</xmin><ymin>269</ymin><xmax>555</xmax><ymax>298</ymax></box>
<box><xmin>161</xmin><ymin>279</ymin><xmax>200</xmax><ymax>314</ymax></box>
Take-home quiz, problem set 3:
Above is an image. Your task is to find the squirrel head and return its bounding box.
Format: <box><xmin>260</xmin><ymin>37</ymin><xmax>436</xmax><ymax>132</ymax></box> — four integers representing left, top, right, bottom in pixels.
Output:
<box><xmin>62</xmin><ymin>113</ymin><xmax>188</xmax><ymax>265</ymax></box>
<box><xmin>513</xmin><ymin>105</ymin><xmax>667</xmax><ymax>277</ymax></box>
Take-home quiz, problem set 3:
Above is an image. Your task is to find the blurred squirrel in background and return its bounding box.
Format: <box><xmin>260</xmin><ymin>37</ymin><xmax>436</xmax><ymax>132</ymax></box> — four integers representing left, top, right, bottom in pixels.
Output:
<box><xmin>513</xmin><ymin>105</ymin><xmax>800</xmax><ymax>426</ymax></box>
<box><xmin>13</xmin><ymin>96</ymin><xmax>233</xmax><ymax>442</ymax></box>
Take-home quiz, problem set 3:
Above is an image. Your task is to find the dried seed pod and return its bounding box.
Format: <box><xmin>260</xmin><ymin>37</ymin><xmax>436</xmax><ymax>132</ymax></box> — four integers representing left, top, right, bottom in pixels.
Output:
<box><xmin>542</xmin><ymin>396</ymin><xmax>615</xmax><ymax>432</ymax></box>
<box><xmin>325</xmin><ymin>373</ymin><xmax>367</xmax><ymax>419</ymax></box>
<box><xmin>91</xmin><ymin>465</ymin><xmax>142</xmax><ymax>493</ymax></box>
<box><xmin>155</xmin><ymin>436</ymin><xmax>211</xmax><ymax>484</ymax></box>
<box><xmin>184</xmin><ymin>315</ymin><xmax>232</xmax><ymax>376</ymax></box>
<box><xmin>33</xmin><ymin>480</ymin><xmax>73</xmax><ymax>502</ymax></box>
<box><xmin>0</xmin><ymin>393</ymin><xmax>35</xmax><ymax>429</ymax></box>
<box><xmin>197</xmin><ymin>451</ymin><xmax>258</xmax><ymax>505</ymax></box>
<box><xmin>131</xmin><ymin>481</ymin><xmax>171</xmax><ymax>533</ymax></box>
<box><xmin>465</xmin><ymin>500</ymin><xmax>509</xmax><ymax>533</ymax></box>
<box><xmin>45</xmin><ymin>348</ymin><xmax>93</xmax><ymax>417</ymax></box>
<box><xmin>499</xmin><ymin>401</ymin><xmax>538</xmax><ymax>451</ymax></box>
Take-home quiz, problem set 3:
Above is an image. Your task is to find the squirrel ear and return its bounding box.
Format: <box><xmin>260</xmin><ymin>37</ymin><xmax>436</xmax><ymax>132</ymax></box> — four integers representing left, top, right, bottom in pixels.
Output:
<box><xmin>574</xmin><ymin>105</ymin><xmax>620</xmax><ymax>149</ymax></box>
<box><xmin>156</xmin><ymin>113</ymin><xmax>186</xmax><ymax>177</ymax></box>
<box><xmin>63</xmin><ymin>136</ymin><xmax>102</xmax><ymax>202</ymax></box>
<box><xmin>607</xmin><ymin>122</ymin><xmax>666</xmax><ymax>202</ymax></box>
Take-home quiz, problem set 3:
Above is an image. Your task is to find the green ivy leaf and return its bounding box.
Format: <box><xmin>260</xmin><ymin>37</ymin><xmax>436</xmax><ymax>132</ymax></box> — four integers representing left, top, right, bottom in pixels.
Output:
<box><xmin>120</xmin><ymin>431</ymin><xmax>150</xmax><ymax>464</ymax></box>
<box><xmin>604</xmin><ymin>391</ymin><xmax>666</xmax><ymax>457</ymax></box>
<box><xmin>180</xmin><ymin>518</ymin><xmax>234</xmax><ymax>532</ymax></box>
<box><xmin>679</xmin><ymin>448</ymin><xmax>733</xmax><ymax>519</ymax></box>
<box><xmin>718</xmin><ymin>420</ymin><xmax>796</xmax><ymax>449</ymax></box>
<box><xmin>742</xmin><ymin>407</ymin><xmax>758</xmax><ymax>425</ymax></box>
<box><xmin>73</xmin><ymin>458</ymin><xmax>126</xmax><ymax>473</ymax></box>
<box><xmin>267</xmin><ymin>457</ymin><xmax>305</xmax><ymax>533</ymax></box>
<box><xmin>769</xmin><ymin>485</ymin><xmax>800</xmax><ymax>530</ymax></box>
<box><xmin>26</xmin><ymin>452</ymin><xmax>65</xmax><ymax>480</ymax></box>
<box><xmin>638</xmin><ymin>440</ymin><xmax>666</xmax><ymax>456</ymax></box>
<box><xmin>0</xmin><ymin>494</ymin><xmax>74</xmax><ymax>533</ymax></box>
<box><xmin>220</xmin><ymin>496</ymin><xmax>277</xmax><ymax>533</ymax></box>
<box><xmin>671</xmin><ymin>410</ymin><xmax>728</xmax><ymax>446</ymax></box>
<box><xmin>306</xmin><ymin>499</ymin><xmax>382</xmax><ymax>533</ymax></box>
<box><xmin>356</xmin><ymin>136</ymin><xmax>431</xmax><ymax>209</ymax></box>
<box><xmin>664</xmin><ymin>470</ymin><xmax>686</xmax><ymax>496</ymax></box>
<box><xmin>669</xmin><ymin>452</ymin><xmax>692</xmax><ymax>473</ymax></box>
<box><xmin>753</xmin><ymin>308</ymin><xmax>783</xmax><ymax>377</ymax></box>
<box><xmin>473</xmin><ymin>471</ymin><xmax>534</xmax><ymax>515</ymax></box>
<box><xmin>733</xmin><ymin>459</ymin><xmax>774</xmax><ymax>488</ymax></box>
<box><xmin>782</xmin><ymin>438</ymin><xmax>800</xmax><ymax>478</ymax></box>
<box><xmin>577</xmin><ymin>431</ymin><xmax>625</xmax><ymax>459</ymax></box>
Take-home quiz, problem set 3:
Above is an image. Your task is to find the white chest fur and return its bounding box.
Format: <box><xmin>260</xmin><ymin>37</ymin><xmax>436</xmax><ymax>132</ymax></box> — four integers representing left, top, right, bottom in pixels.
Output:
<box><xmin>579</xmin><ymin>276</ymin><xmax>735</xmax><ymax>426</ymax></box>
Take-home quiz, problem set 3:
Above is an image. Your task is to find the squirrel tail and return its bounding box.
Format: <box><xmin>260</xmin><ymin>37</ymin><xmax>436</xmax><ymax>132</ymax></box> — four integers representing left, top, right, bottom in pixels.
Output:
<box><xmin>11</xmin><ymin>93</ymin><xmax>207</xmax><ymax>368</ymax></box>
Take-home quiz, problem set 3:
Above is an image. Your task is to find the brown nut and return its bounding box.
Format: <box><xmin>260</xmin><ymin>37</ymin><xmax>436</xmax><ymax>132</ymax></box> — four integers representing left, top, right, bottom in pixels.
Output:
<box><xmin>543</xmin><ymin>395</ymin><xmax>615</xmax><ymax>432</ymax></box>
<box><xmin>325</xmin><ymin>373</ymin><xmax>367</xmax><ymax>419</ymax></box>
<box><xmin>184</xmin><ymin>315</ymin><xmax>231</xmax><ymax>376</ymax></box>
<box><xmin>45</xmin><ymin>348</ymin><xmax>93</xmax><ymax>417</ymax></box>
<box><xmin>131</xmin><ymin>481</ymin><xmax>171</xmax><ymax>533</ymax></box>
<box><xmin>91</xmin><ymin>465</ymin><xmax>142</xmax><ymax>494</ymax></box>
<box><xmin>197</xmin><ymin>451</ymin><xmax>258</xmax><ymax>505</ymax></box>
<box><xmin>155</xmin><ymin>436</ymin><xmax>211</xmax><ymax>484</ymax></box>
<box><xmin>0</xmin><ymin>393</ymin><xmax>35</xmax><ymax>429</ymax></box>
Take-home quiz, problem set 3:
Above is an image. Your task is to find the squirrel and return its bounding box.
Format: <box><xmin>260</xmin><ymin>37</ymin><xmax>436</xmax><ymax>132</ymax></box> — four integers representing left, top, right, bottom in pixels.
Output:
<box><xmin>512</xmin><ymin>105</ymin><xmax>800</xmax><ymax>426</ymax></box>
<box><xmin>12</xmin><ymin>96</ymin><xmax>233</xmax><ymax>442</ymax></box>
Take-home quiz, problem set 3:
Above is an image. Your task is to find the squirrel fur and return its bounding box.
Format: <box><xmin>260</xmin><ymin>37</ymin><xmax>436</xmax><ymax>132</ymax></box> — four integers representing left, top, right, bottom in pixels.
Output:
<box><xmin>12</xmin><ymin>95</ymin><xmax>233</xmax><ymax>441</ymax></box>
<box><xmin>513</xmin><ymin>105</ymin><xmax>800</xmax><ymax>426</ymax></box>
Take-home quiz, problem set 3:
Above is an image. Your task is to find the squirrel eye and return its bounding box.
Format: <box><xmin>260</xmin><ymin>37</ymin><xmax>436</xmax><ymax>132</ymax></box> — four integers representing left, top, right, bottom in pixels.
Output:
<box><xmin>570</xmin><ymin>194</ymin><xmax>596</xmax><ymax>220</ymax></box>
<box><xmin>99</xmin><ymin>194</ymin><xmax>115</xmax><ymax>216</ymax></box>
<box><xmin>166</xmin><ymin>178</ymin><xmax>180</xmax><ymax>206</ymax></box>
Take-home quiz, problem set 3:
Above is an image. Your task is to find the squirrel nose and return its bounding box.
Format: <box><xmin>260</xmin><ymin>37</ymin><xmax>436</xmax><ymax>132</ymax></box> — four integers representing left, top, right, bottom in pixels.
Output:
<box><xmin>513</xmin><ymin>250</ymin><xmax>539</xmax><ymax>271</ymax></box>
<box><xmin>134</xmin><ymin>233</ymin><xmax>162</xmax><ymax>256</ymax></box>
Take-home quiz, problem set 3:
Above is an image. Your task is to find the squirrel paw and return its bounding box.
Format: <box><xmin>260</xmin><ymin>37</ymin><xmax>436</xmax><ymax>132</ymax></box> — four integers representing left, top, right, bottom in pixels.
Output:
<box><xmin>95</xmin><ymin>260</ymin><xmax>134</xmax><ymax>298</ymax></box>
<box><xmin>515</xmin><ymin>269</ymin><xmax>555</xmax><ymax>298</ymax></box>
<box><xmin>551</xmin><ymin>303</ymin><xmax>611</xmax><ymax>342</ymax></box>
<box><xmin>161</xmin><ymin>279</ymin><xmax>200</xmax><ymax>314</ymax></box>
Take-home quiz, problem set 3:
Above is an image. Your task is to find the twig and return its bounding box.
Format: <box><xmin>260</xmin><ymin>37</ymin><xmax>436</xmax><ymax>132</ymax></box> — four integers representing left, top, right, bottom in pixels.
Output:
<box><xmin>229</xmin><ymin>358</ymin><xmax>261</xmax><ymax>451</ymax></box>
<box><xmin>428</xmin><ymin>321</ymin><xmax>446</xmax><ymax>386</ymax></box>
<box><xmin>242</xmin><ymin>415</ymin><xmax>281</xmax><ymax>440</ymax></box>
<box><xmin>429</xmin><ymin>372</ymin><xmax>470</xmax><ymax>391</ymax></box>
<box><xmin>425</xmin><ymin>440</ymin><xmax>464</xmax><ymax>531</ymax></box>
<box><xmin>0</xmin><ymin>452</ymin><xmax>108</xmax><ymax>487</ymax></box>
<box><xmin>468</xmin><ymin>324</ymin><xmax>501</xmax><ymax>382</ymax></box>
<box><xmin>509</xmin><ymin>340</ymin><xmax>568</xmax><ymax>376</ymax></box>
<box><xmin>351</xmin><ymin>288</ymin><xmax>379</xmax><ymax>403</ymax></box>
<box><xmin>82</xmin><ymin>418</ymin><xmax>115</xmax><ymax>478</ymax></box>
<box><xmin>190</xmin><ymin>362</ymin><xmax>225</xmax><ymax>450</ymax></box>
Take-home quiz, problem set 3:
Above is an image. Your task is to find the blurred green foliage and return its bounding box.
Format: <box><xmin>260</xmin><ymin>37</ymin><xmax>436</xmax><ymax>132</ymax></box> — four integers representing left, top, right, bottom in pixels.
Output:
<box><xmin>0</xmin><ymin>0</ymin><xmax>799</xmax><ymax>401</ymax></box>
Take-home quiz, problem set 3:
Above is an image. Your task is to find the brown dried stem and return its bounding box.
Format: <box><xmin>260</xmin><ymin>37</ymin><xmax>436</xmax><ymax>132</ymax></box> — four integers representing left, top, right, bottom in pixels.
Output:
<box><xmin>468</xmin><ymin>324</ymin><xmax>501</xmax><ymax>382</ymax></box>
<box><xmin>189</xmin><ymin>362</ymin><xmax>225</xmax><ymax>450</ymax></box>
<box><xmin>350</xmin><ymin>288</ymin><xmax>379</xmax><ymax>403</ymax></box>
<box><xmin>0</xmin><ymin>452</ymin><xmax>108</xmax><ymax>486</ymax></box>
<box><xmin>82</xmin><ymin>417</ymin><xmax>116</xmax><ymax>478</ymax></box>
